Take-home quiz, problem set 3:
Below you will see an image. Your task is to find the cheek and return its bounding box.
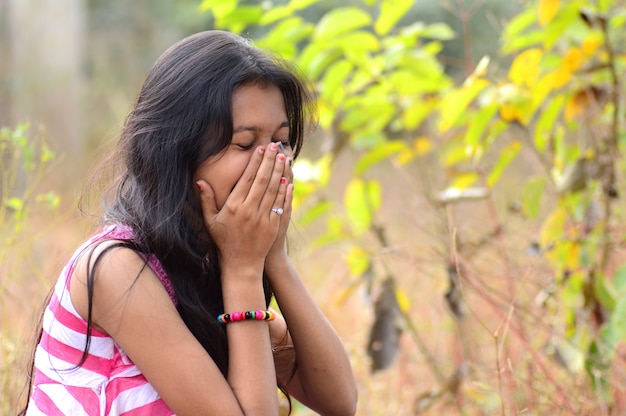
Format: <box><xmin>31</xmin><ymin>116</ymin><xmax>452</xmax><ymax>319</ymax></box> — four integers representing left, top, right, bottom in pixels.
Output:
<box><xmin>210</xmin><ymin>154</ymin><xmax>251</xmax><ymax>207</ymax></box>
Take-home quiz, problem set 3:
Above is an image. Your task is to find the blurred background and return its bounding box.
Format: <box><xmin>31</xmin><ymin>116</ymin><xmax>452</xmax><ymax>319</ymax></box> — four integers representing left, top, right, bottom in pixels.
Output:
<box><xmin>4</xmin><ymin>0</ymin><xmax>626</xmax><ymax>414</ymax></box>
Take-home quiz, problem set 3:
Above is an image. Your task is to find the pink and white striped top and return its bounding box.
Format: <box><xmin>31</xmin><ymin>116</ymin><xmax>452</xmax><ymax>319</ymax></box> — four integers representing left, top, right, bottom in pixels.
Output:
<box><xmin>26</xmin><ymin>225</ymin><xmax>177</xmax><ymax>415</ymax></box>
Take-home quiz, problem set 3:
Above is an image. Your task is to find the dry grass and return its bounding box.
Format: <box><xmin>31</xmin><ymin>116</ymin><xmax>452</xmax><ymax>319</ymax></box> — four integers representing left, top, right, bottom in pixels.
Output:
<box><xmin>3</xmin><ymin>154</ymin><xmax>626</xmax><ymax>416</ymax></box>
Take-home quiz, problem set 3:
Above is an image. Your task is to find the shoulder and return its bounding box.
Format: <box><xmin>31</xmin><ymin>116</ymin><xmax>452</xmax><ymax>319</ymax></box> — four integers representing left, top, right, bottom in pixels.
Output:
<box><xmin>69</xmin><ymin>238</ymin><xmax>176</xmax><ymax>335</ymax></box>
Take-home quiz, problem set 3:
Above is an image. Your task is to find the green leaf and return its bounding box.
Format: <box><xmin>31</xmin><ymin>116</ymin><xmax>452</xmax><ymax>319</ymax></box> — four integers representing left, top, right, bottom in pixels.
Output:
<box><xmin>5</xmin><ymin>197</ymin><xmax>24</xmax><ymax>212</ymax></box>
<box><xmin>422</xmin><ymin>23</ymin><xmax>456</xmax><ymax>40</ymax></box>
<box><xmin>464</xmin><ymin>103</ymin><xmax>498</xmax><ymax>150</ymax></box>
<box><xmin>258</xmin><ymin>17</ymin><xmax>314</xmax><ymax>59</ymax></box>
<box><xmin>521</xmin><ymin>176</ymin><xmax>546</xmax><ymax>219</ymax></box>
<box><xmin>36</xmin><ymin>191</ymin><xmax>61</xmax><ymax>210</ymax></box>
<box><xmin>534</xmin><ymin>94</ymin><xmax>564</xmax><ymax>152</ymax></box>
<box><xmin>502</xmin><ymin>8</ymin><xmax>537</xmax><ymax>53</ymax></box>
<box><xmin>375</xmin><ymin>0</ymin><xmax>413</xmax><ymax>36</ymax></box>
<box><xmin>321</xmin><ymin>60</ymin><xmax>354</xmax><ymax>105</ymax></box>
<box><xmin>344</xmin><ymin>178</ymin><xmax>382</xmax><ymax>236</ymax></box>
<box><xmin>337</xmin><ymin>31</ymin><xmax>380</xmax><ymax>54</ymax></box>
<box><xmin>198</xmin><ymin>0</ymin><xmax>237</xmax><ymax>17</ymax></box>
<box><xmin>298</xmin><ymin>43</ymin><xmax>342</xmax><ymax>80</ymax></box>
<box><xmin>613</xmin><ymin>263</ymin><xmax>626</xmax><ymax>294</ymax></box>
<box><xmin>598</xmin><ymin>0</ymin><xmax>614</xmax><ymax>12</ymax></box>
<box><xmin>355</xmin><ymin>140</ymin><xmax>407</xmax><ymax>175</ymax></box>
<box><xmin>291</xmin><ymin>0</ymin><xmax>320</xmax><ymax>10</ymax></box>
<box><xmin>313</xmin><ymin>215</ymin><xmax>350</xmax><ymax>247</ymax></box>
<box><xmin>350</xmin><ymin>131</ymin><xmax>387</xmax><ymax>150</ymax></box>
<box><xmin>438</xmin><ymin>79</ymin><xmax>489</xmax><ymax>132</ymax></box>
<box><xmin>486</xmin><ymin>141</ymin><xmax>521</xmax><ymax>187</ymax></box>
<box><xmin>216</xmin><ymin>5</ymin><xmax>262</xmax><ymax>32</ymax></box>
<box><xmin>402</xmin><ymin>99</ymin><xmax>433</xmax><ymax>130</ymax></box>
<box><xmin>345</xmin><ymin>246</ymin><xmax>371</xmax><ymax>277</ymax></box>
<box><xmin>604</xmin><ymin>295</ymin><xmax>626</xmax><ymax>353</ymax></box>
<box><xmin>313</xmin><ymin>7</ymin><xmax>372</xmax><ymax>41</ymax></box>
<box><xmin>298</xmin><ymin>200</ymin><xmax>334</xmax><ymax>227</ymax></box>
<box><xmin>594</xmin><ymin>272</ymin><xmax>617</xmax><ymax>312</ymax></box>
<box><xmin>258</xmin><ymin>5</ymin><xmax>293</xmax><ymax>25</ymax></box>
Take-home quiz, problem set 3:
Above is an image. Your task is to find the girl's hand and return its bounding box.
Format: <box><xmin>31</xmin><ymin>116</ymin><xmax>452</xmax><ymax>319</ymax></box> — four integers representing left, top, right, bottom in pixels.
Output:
<box><xmin>197</xmin><ymin>143</ymin><xmax>289</xmax><ymax>273</ymax></box>
<box><xmin>266</xmin><ymin>144</ymin><xmax>294</xmax><ymax>266</ymax></box>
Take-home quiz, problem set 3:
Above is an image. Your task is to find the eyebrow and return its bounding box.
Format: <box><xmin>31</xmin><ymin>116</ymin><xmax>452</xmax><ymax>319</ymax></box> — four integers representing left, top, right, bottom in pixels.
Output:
<box><xmin>233</xmin><ymin>121</ymin><xmax>289</xmax><ymax>134</ymax></box>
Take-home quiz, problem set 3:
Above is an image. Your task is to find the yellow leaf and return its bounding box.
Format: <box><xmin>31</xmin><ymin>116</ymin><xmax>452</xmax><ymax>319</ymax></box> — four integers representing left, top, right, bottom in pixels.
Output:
<box><xmin>395</xmin><ymin>148</ymin><xmax>415</xmax><ymax>166</ymax></box>
<box><xmin>561</xmin><ymin>47</ymin><xmax>584</xmax><ymax>72</ymax></box>
<box><xmin>539</xmin><ymin>207</ymin><xmax>567</xmax><ymax>250</ymax></box>
<box><xmin>581</xmin><ymin>37</ymin><xmax>602</xmax><ymax>57</ymax></box>
<box><xmin>451</xmin><ymin>172</ymin><xmax>479</xmax><ymax>189</ymax></box>
<box><xmin>566</xmin><ymin>241</ymin><xmax>581</xmax><ymax>270</ymax></box>
<box><xmin>538</xmin><ymin>0</ymin><xmax>560</xmax><ymax>26</ymax></box>
<box><xmin>565</xmin><ymin>87</ymin><xmax>609</xmax><ymax>120</ymax></box>
<box><xmin>531</xmin><ymin>74</ymin><xmax>556</xmax><ymax>112</ymax></box>
<box><xmin>546</xmin><ymin>68</ymin><xmax>572</xmax><ymax>90</ymax></box>
<box><xmin>345</xmin><ymin>246</ymin><xmax>371</xmax><ymax>277</ymax></box>
<box><xmin>395</xmin><ymin>287</ymin><xmax>411</xmax><ymax>313</ymax></box>
<box><xmin>413</xmin><ymin>137</ymin><xmax>433</xmax><ymax>155</ymax></box>
<box><xmin>333</xmin><ymin>279</ymin><xmax>363</xmax><ymax>306</ymax></box>
<box><xmin>509</xmin><ymin>48</ymin><xmax>543</xmax><ymax>87</ymax></box>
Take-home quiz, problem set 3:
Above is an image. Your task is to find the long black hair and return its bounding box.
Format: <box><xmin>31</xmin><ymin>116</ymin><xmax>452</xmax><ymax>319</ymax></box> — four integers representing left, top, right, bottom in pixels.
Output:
<box><xmin>19</xmin><ymin>30</ymin><xmax>315</xmax><ymax>414</ymax></box>
<box><xmin>103</xmin><ymin>30</ymin><xmax>315</xmax><ymax>376</ymax></box>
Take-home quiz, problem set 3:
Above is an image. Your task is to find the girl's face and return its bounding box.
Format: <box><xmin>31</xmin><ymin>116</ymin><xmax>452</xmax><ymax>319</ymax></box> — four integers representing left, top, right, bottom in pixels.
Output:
<box><xmin>194</xmin><ymin>83</ymin><xmax>292</xmax><ymax>210</ymax></box>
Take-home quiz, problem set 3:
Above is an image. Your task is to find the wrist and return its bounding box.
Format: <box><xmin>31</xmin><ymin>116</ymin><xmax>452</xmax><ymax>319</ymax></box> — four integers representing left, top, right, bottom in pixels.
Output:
<box><xmin>264</xmin><ymin>250</ymin><xmax>289</xmax><ymax>273</ymax></box>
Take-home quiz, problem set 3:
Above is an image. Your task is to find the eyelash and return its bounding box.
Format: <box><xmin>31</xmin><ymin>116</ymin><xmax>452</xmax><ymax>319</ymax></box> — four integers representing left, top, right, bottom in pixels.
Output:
<box><xmin>237</xmin><ymin>140</ymin><xmax>289</xmax><ymax>150</ymax></box>
<box><xmin>237</xmin><ymin>143</ymin><xmax>255</xmax><ymax>150</ymax></box>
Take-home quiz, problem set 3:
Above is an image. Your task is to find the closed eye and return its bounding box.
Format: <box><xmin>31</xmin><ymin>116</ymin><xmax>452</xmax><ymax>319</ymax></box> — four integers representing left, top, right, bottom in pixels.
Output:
<box><xmin>234</xmin><ymin>142</ymin><xmax>255</xmax><ymax>150</ymax></box>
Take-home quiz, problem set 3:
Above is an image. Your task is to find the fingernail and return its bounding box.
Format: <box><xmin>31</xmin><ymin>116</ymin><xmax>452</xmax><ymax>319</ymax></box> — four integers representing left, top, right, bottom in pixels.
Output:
<box><xmin>258</xmin><ymin>146</ymin><xmax>266</xmax><ymax>154</ymax></box>
<box><xmin>280</xmin><ymin>177</ymin><xmax>287</xmax><ymax>184</ymax></box>
<box><xmin>269</xmin><ymin>142</ymin><xmax>278</xmax><ymax>151</ymax></box>
<box><xmin>288</xmin><ymin>158</ymin><xmax>293</xmax><ymax>167</ymax></box>
<box><xmin>277</xmin><ymin>153</ymin><xmax>285</xmax><ymax>162</ymax></box>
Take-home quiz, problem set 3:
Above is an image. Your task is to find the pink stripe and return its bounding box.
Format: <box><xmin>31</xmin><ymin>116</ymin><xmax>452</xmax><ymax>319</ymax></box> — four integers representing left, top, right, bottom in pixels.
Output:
<box><xmin>109</xmin><ymin>345</ymin><xmax>138</xmax><ymax>378</ymax></box>
<box><xmin>33</xmin><ymin>367</ymin><xmax>58</xmax><ymax>386</ymax></box>
<box><xmin>40</xmin><ymin>330</ymin><xmax>109</xmax><ymax>375</ymax></box>
<box><xmin>30</xmin><ymin>386</ymin><xmax>68</xmax><ymax>416</ymax></box>
<box><xmin>119</xmin><ymin>398</ymin><xmax>173</xmax><ymax>416</ymax></box>
<box><xmin>65</xmin><ymin>385</ymin><xmax>101</xmax><ymax>415</ymax></box>
<box><xmin>49</xmin><ymin>292</ymin><xmax>108</xmax><ymax>338</ymax></box>
<box><xmin>105</xmin><ymin>374</ymin><xmax>151</xmax><ymax>414</ymax></box>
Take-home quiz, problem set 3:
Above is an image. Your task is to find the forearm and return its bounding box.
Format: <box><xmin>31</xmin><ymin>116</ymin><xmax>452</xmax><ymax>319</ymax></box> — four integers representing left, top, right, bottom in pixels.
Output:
<box><xmin>221</xmin><ymin>266</ymin><xmax>279</xmax><ymax>415</ymax></box>
<box><xmin>266</xmin><ymin>256</ymin><xmax>357</xmax><ymax>415</ymax></box>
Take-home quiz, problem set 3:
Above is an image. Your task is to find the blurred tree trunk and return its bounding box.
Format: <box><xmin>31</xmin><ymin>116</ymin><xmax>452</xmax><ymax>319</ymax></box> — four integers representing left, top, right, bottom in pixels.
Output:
<box><xmin>3</xmin><ymin>0</ymin><xmax>86</xmax><ymax>180</ymax></box>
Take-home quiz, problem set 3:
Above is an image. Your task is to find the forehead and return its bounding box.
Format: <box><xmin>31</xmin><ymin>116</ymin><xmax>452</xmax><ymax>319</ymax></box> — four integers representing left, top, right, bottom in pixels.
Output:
<box><xmin>232</xmin><ymin>83</ymin><xmax>286</xmax><ymax>121</ymax></box>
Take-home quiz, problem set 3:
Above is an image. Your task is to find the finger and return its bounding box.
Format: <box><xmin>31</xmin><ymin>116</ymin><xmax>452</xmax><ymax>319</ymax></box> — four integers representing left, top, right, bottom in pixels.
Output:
<box><xmin>260</xmin><ymin>151</ymin><xmax>287</xmax><ymax>213</ymax></box>
<box><xmin>270</xmin><ymin>176</ymin><xmax>288</xmax><ymax>218</ymax></box>
<box><xmin>277</xmin><ymin>142</ymin><xmax>294</xmax><ymax>184</ymax></box>
<box><xmin>196</xmin><ymin>180</ymin><xmax>218</xmax><ymax>224</ymax></box>
<box><xmin>245</xmin><ymin>142</ymin><xmax>280</xmax><ymax>207</ymax></box>
<box><xmin>283</xmin><ymin>183</ymin><xmax>294</xmax><ymax>219</ymax></box>
<box><xmin>229</xmin><ymin>145</ymin><xmax>266</xmax><ymax>203</ymax></box>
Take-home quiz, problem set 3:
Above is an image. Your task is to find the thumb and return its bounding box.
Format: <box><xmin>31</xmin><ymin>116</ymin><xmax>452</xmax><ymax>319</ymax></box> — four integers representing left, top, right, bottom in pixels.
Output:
<box><xmin>196</xmin><ymin>180</ymin><xmax>218</xmax><ymax>222</ymax></box>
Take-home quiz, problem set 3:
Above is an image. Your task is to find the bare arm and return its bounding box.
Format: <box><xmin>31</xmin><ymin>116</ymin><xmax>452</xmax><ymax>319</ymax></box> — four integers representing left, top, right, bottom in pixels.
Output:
<box><xmin>71</xmin><ymin>245</ymin><xmax>275</xmax><ymax>415</ymax></box>
<box><xmin>265</xmin><ymin>254</ymin><xmax>358</xmax><ymax>416</ymax></box>
<box><xmin>263</xmin><ymin>173</ymin><xmax>357</xmax><ymax>415</ymax></box>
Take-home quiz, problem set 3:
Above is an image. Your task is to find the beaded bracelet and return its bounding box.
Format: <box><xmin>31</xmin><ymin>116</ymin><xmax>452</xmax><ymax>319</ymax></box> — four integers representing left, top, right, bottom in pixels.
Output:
<box><xmin>217</xmin><ymin>310</ymin><xmax>275</xmax><ymax>324</ymax></box>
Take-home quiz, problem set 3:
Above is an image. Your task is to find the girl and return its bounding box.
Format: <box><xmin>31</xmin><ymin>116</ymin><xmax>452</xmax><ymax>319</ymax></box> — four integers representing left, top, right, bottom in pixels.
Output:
<box><xmin>22</xmin><ymin>30</ymin><xmax>357</xmax><ymax>415</ymax></box>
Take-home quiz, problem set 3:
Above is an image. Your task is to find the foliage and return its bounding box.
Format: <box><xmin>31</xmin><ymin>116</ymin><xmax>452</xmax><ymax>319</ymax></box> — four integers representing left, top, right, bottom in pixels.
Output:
<box><xmin>0</xmin><ymin>123</ymin><xmax>60</xmax><ymax>414</ymax></box>
<box><xmin>199</xmin><ymin>0</ymin><xmax>626</xmax><ymax>413</ymax></box>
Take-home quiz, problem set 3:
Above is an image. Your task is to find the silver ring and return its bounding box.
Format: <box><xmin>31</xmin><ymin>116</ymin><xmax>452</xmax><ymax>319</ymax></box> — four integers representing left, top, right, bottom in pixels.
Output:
<box><xmin>271</xmin><ymin>207</ymin><xmax>284</xmax><ymax>215</ymax></box>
